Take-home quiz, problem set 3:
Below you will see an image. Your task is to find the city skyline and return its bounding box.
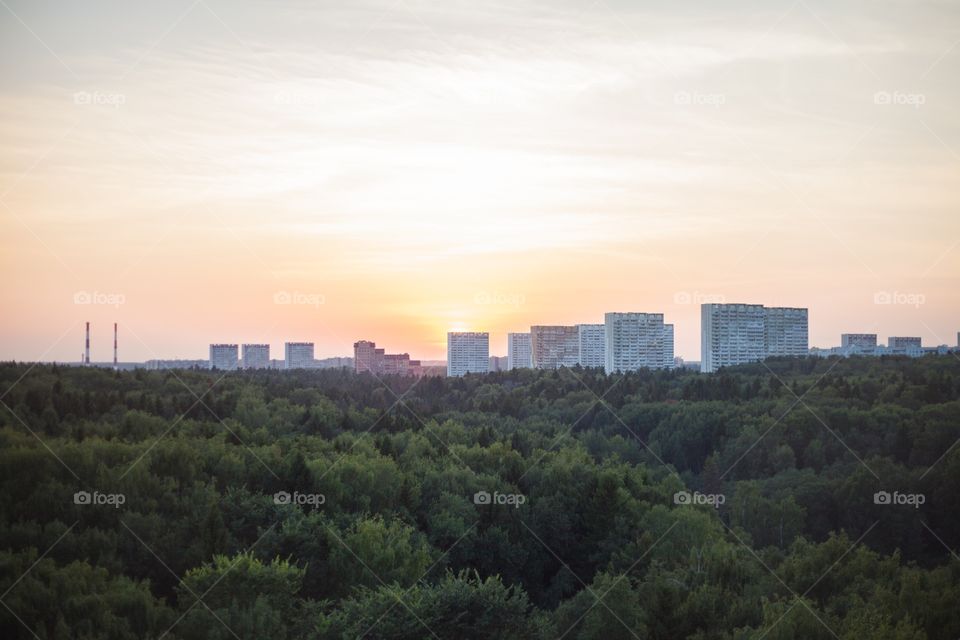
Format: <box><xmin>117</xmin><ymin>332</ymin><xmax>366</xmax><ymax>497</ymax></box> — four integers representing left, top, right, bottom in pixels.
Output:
<box><xmin>2</xmin><ymin>0</ymin><xmax>959</xmax><ymax>362</ymax></box>
<box><xmin>43</xmin><ymin>304</ymin><xmax>958</xmax><ymax>367</ymax></box>
<box><xmin>6</xmin><ymin>288</ymin><xmax>957</xmax><ymax>365</ymax></box>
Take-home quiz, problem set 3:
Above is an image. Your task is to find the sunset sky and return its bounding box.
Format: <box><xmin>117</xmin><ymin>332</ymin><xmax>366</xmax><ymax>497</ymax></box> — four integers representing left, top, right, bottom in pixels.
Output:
<box><xmin>1</xmin><ymin>0</ymin><xmax>958</xmax><ymax>362</ymax></box>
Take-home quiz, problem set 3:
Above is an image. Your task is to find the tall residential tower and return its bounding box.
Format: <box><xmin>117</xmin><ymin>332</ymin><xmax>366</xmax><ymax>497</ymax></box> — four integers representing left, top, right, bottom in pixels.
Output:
<box><xmin>507</xmin><ymin>332</ymin><xmax>532</xmax><ymax>370</ymax></box>
<box><xmin>242</xmin><ymin>344</ymin><xmax>270</xmax><ymax>369</ymax></box>
<box><xmin>530</xmin><ymin>325</ymin><xmax>579</xmax><ymax>369</ymax></box>
<box><xmin>604</xmin><ymin>313</ymin><xmax>674</xmax><ymax>373</ymax></box>
<box><xmin>763</xmin><ymin>307</ymin><xmax>809</xmax><ymax>358</ymax></box>
<box><xmin>284</xmin><ymin>342</ymin><xmax>315</xmax><ymax>369</ymax></box>
<box><xmin>447</xmin><ymin>332</ymin><xmax>489</xmax><ymax>377</ymax></box>
<box><xmin>577</xmin><ymin>324</ymin><xmax>606</xmax><ymax>368</ymax></box>
<box><xmin>209</xmin><ymin>344</ymin><xmax>239</xmax><ymax>370</ymax></box>
<box><xmin>701</xmin><ymin>304</ymin><xmax>808</xmax><ymax>373</ymax></box>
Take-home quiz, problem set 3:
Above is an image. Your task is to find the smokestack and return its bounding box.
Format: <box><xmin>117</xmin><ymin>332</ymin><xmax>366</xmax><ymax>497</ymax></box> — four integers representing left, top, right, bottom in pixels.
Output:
<box><xmin>85</xmin><ymin>322</ymin><xmax>90</xmax><ymax>365</ymax></box>
<box><xmin>113</xmin><ymin>323</ymin><xmax>118</xmax><ymax>369</ymax></box>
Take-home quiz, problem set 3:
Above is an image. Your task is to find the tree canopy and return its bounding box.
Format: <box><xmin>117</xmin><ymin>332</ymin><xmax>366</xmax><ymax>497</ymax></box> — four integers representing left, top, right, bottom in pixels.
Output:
<box><xmin>0</xmin><ymin>355</ymin><xmax>957</xmax><ymax>638</ymax></box>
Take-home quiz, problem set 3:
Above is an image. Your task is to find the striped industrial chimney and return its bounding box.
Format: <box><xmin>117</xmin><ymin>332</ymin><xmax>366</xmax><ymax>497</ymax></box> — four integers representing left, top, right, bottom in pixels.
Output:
<box><xmin>113</xmin><ymin>323</ymin><xmax>118</xmax><ymax>369</ymax></box>
<box><xmin>85</xmin><ymin>322</ymin><xmax>90</xmax><ymax>365</ymax></box>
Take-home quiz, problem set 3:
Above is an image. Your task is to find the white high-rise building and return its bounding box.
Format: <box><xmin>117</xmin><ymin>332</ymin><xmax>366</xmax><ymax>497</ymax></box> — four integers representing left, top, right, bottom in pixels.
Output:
<box><xmin>242</xmin><ymin>344</ymin><xmax>270</xmax><ymax>369</ymax></box>
<box><xmin>764</xmin><ymin>307</ymin><xmax>808</xmax><ymax>358</ymax></box>
<box><xmin>447</xmin><ymin>332</ymin><xmax>489</xmax><ymax>377</ymax></box>
<box><xmin>577</xmin><ymin>324</ymin><xmax>606</xmax><ymax>368</ymax></box>
<box><xmin>530</xmin><ymin>325</ymin><xmax>579</xmax><ymax>369</ymax></box>
<box><xmin>701</xmin><ymin>304</ymin><xmax>808</xmax><ymax>373</ymax></box>
<box><xmin>701</xmin><ymin>304</ymin><xmax>765</xmax><ymax>373</ymax></box>
<box><xmin>209</xmin><ymin>344</ymin><xmax>239</xmax><ymax>371</ymax></box>
<box><xmin>507</xmin><ymin>333</ymin><xmax>532</xmax><ymax>370</ymax></box>
<box><xmin>663</xmin><ymin>323</ymin><xmax>675</xmax><ymax>368</ymax></box>
<box><xmin>284</xmin><ymin>342</ymin><xmax>315</xmax><ymax>369</ymax></box>
<box><xmin>604</xmin><ymin>313</ymin><xmax>674</xmax><ymax>374</ymax></box>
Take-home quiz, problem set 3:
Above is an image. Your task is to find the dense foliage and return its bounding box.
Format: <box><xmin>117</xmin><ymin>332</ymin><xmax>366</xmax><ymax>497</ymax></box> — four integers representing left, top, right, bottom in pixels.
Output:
<box><xmin>1</xmin><ymin>355</ymin><xmax>958</xmax><ymax>639</ymax></box>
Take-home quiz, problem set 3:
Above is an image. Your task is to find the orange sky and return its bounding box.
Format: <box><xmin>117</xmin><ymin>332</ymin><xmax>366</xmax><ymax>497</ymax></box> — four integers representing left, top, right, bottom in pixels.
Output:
<box><xmin>1</xmin><ymin>0</ymin><xmax>958</xmax><ymax>361</ymax></box>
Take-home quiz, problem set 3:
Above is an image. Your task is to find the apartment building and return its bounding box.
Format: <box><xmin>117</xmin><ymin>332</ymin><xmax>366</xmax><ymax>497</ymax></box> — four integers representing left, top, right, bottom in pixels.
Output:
<box><xmin>604</xmin><ymin>313</ymin><xmax>674</xmax><ymax>373</ymax></box>
<box><xmin>447</xmin><ymin>332</ymin><xmax>489</xmax><ymax>377</ymax></box>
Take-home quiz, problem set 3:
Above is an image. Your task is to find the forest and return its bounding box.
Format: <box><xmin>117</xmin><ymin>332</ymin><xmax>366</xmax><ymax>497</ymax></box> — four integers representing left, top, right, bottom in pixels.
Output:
<box><xmin>0</xmin><ymin>355</ymin><xmax>958</xmax><ymax>639</ymax></box>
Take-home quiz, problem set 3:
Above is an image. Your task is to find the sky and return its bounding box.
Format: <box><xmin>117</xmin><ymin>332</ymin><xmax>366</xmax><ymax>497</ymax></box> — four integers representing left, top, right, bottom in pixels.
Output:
<box><xmin>1</xmin><ymin>0</ymin><xmax>958</xmax><ymax>362</ymax></box>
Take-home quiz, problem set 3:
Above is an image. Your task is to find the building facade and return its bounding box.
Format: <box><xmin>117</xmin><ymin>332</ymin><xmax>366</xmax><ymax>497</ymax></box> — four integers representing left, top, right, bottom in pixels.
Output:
<box><xmin>701</xmin><ymin>303</ymin><xmax>809</xmax><ymax>373</ymax></box>
<box><xmin>353</xmin><ymin>340</ymin><xmax>419</xmax><ymax>376</ymax></box>
<box><xmin>284</xmin><ymin>342</ymin><xmax>315</xmax><ymax>369</ymax></box>
<box><xmin>383</xmin><ymin>353</ymin><xmax>420</xmax><ymax>376</ymax></box>
<box><xmin>841</xmin><ymin>333</ymin><xmax>878</xmax><ymax>349</ymax></box>
<box><xmin>242</xmin><ymin>344</ymin><xmax>270</xmax><ymax>369</ymax></box>
<box><xmin>507</xmin><ymin>333</ymin><xmax>532</xmax><ymax>370</ymax></box>
<box><xmin>530</xmin><ymin>325</ymin><xmax>579</xmax><ymax>369</ymax></box>
<box><xmin>577</xmin><ymin>324</ymin><xmax>606</xmax><ymax>368</ymax></box>
<box><xmin>764</xmin><ymin>307</ymin><xmax>809</xmax><ymax>357</ymax></box>
<box><xmin>353</xmin><ymin>340</ymin><xmax>383</xmax><ymax>374</ymax></box>
<box><xmin>209</xmin><ymin>344</ymin><xmax>239</xmax><ymax>371</ymax></box>
<box><xmin>604</xmin><ymin>313</ymin><xmax>674</xmax><ymax>374</ymax></box>
<box><xmin>663</xmin><ymin>323</ymin><xmax>675</xmax><ymax>369</ymax></box>
<box><xmin>888</xmin><ymin>336</ymin><xmax>922</xmax><ymax>352</ymax></box>
<box><xmin>701</xmin><ymin>304</ymin><xmax>765</xmax><ymax>373</ymax></box>
<box><xmin>488</xmin><ymin>355</ymin><xmax>508</xmax><ymax>372</ymax></box>
<box><xmin>447</xmin><ymin>332</ymin><xmax>489</xmax><ymax>377</ymax></box>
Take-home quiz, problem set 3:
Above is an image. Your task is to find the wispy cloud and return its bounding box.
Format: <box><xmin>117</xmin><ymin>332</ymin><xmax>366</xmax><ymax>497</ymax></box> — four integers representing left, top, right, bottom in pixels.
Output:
<box><xmin>0</xmin><ymin>0</ymin><xmax>957</xmax><ymax>360</ymax></box>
